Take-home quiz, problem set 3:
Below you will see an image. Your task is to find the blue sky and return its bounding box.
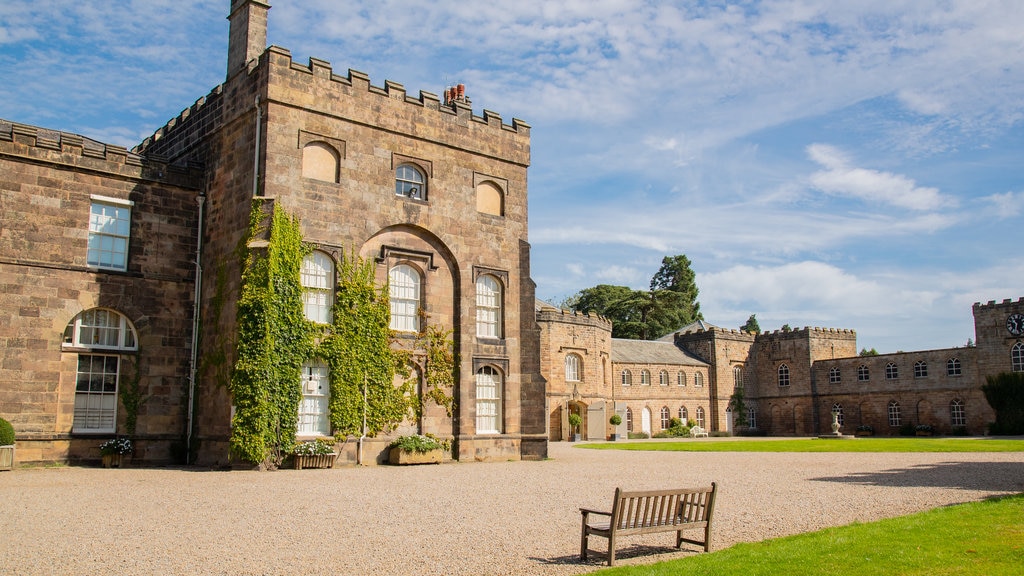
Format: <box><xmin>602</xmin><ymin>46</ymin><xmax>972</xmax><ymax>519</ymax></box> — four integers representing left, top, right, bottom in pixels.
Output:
<box><xmin>2</xmin><ymin>1</ymin><xmax>1021</xmax><ymax>353</ymax></box>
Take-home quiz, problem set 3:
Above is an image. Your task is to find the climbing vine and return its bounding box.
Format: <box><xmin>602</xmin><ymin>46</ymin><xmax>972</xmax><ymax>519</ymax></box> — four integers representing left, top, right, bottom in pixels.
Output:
<box><xmin>229</xmin><ymin>202</ymin><xmax>313</xmax><ymax>466</ymax></box>
<box><xmin>319</xmin><ymin>250</ymin><xmax>410</xmax><ymax>437</ymax></box>
<box><xmin>119</xmin><ymin>354</ymin><xmax>145</xmax><ymax>436</ymax></box>
<box><xmin>417</xmin><ymin>325</ymin><xmax>456</xmax><ymax>417</ymax></box>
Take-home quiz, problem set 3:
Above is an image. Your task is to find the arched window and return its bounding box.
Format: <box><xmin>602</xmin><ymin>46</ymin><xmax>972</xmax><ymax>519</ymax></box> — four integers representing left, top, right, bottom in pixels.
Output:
<box><xmin>625</xmin><ymin>407</ymin><xmax>633</xmax><ymax>432</ymax></box>
<box><xmin>950</xmin><ymin>399</ymin><xmax>966</xmax><ymax>427</ymax></box>
<box><xmin>857</xmin><ymin>365</ymin><xmax>870</xmax><ymax>382</ymax></box>
<box><xmin>677</xmin><ymin>371</ymin><xmax>686</xmax><ymax>386</ymax></box>
<box><xmin>621</xmin><ymin>370</ymin><xmax>632</xmax><ymax>386</ymax></box>
<box><xmin>831</xmin><ymin>403</ymin><xmax>844</xmax><ymax>426</ymax></box>
<box><xmin>475</xmin><ymin>274</ymin><xmax>502</xmax><ymax>338</ymax></box>
<box><xmin>679</xmin><ymin>405</ymin><xmax>688</xmax><ymax>422</ymax></box>
<box><xmin>885</xmin><ymin>362</ymin><xmax>899</xmax><ymax>380</ymax></box>
<box><xmin>395</xmin><ymin>163</ymin><xmax>426</xmax><ymax>200</ymax></box>
<box><xmin>913</xmin><ymin>361</ymin><xmax>927</xmax><ymax>378</ymax></box>
<box><xmin>694</xmin><ymin>372</ymin><xmax>704</xmax><ymax>388</ymax></box>
<box><xmin>946</xmin><ymin>358</ymin><xmax>961</xmax><ymax>376</ymax></box>
<box><xmin>659</xmin><ymin>370</ymin><xmax>669</xmax><ymax>386</ymax></box>
<box><xmin>733</xmin><ymin>366</ymin><xmax>743</xmax><ymax>388</ymax></box>
<box><xmin>778</xmin><ymin>364</ymin><xmax>790</xmax><ymax>387</ymax></box>
<box><xmin>63</xmin><ymin>309</ymin><xmax>138</xmax><ymax>434</ymax></box>
<box><xmin>475</xmin><ymin>366</ymin><xmax>502</xmax><ymax>434</ymax></box>
<box><xmin>301</xmin><ymin>142</ymin><xmax>339</xmax><ymax>183</ymax></box>
<box><xmin>888</xmin><ymin>401</ymin><xmax>901</xmax><ymax>427</ymax></box>
<box><xmin>389</xmin><ymin>264</ymin><xmax>420</xmax><ymax>332</ymax></box>
<box><xmin>476</xmin><ymin>181</ymin><xmax>503</xmax><ymax>216</ymax></box>
<box><xmin>297</xmin><ymin>360</ymin><xmax>330</xmax><ymax>436</ymax></box>
<box><xmin>747</xmin><ymin>407</ymin><xmax>757</xmax><ymax>429</ymax></box>
<box><xmin>1013</xmin><ymin>342</ymin><xmax>1024</xmax><ymax>372</ymax></box>
<box><xmin>301</xmin><ymin>251</ymin><xmax>334</xmax><ymax>324</ymax></box>
<box><xmin>660</xmin><ymin>406</ymin><xmax>671</xmax><ymax>429</ymax></box>
<box><xmin>565</xmin><ymin>354</ymin><xmax>581</xmax><ymax>382</ymax></box>
<box><xmin>640</xmin><ymin>369</ymin><xmax>651</xmax><ymax>385</ymax></box>
<box><xmin>695</xmin><ymin>407</ymin><xmax>706</xmax><ymax>428</ymax></box>
<box><xmin>829</xmin><ymin>367</ymin><xmax>841</xmax><ymax>384</ymax></box>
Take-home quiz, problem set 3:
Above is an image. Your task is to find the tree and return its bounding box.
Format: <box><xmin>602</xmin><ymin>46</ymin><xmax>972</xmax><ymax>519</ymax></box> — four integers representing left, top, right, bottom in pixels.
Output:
<box><xmin>649</xmin><ymin>255</ymin><xmax>702</xmax><ymax>334</ymax></box>
<box><xmin>859</xmin><ymin>347</ymin><xmax>879</xmax><ymax>356</ymax></box>
<box><xmin>741</xmin><ymin>314</ymin><xmax>760</xmax><ymax>334</ymax></box>
<box><xmin>982</xmin><ymin>372</ymin><xmax>1024</xmax><ymax>434</ymax></box>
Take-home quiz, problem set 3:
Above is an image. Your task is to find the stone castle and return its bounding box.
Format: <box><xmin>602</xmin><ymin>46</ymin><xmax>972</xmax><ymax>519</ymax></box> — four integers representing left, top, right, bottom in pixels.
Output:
<box><xmin>1</xmin><ymin>2</ymin><xmax>1021</xmax><ymax>466</ymax></box>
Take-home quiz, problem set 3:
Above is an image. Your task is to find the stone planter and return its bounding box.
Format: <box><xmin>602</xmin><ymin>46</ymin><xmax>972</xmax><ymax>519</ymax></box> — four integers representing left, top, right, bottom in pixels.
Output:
<box><xmin>388</xmin><ymin>446</ymin><xmax>443</xmax><ymax>465</ymax></box>
<box><xmin>101</xmin><ymin>453</ymin><xmax>128</xmax><ymax>468</ymax></box>
<box><xmin>294</xmin><ymin>453</ymin><xmax>336</xmax><ymax>470</ymax></box>
<box><xmin>609</xmin><ymin>434</ymin><xmax>620</xmax><ymax>442</ymax></box>
<box><xmin>0</xmin><ymin>445</ymin><xmax>13</xmax><ymax>471</ymax></box>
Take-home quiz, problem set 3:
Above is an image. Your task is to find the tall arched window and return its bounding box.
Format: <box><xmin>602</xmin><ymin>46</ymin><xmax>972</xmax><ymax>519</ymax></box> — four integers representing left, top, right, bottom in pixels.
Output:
<box><xmin>63</xmin><ymin>308</ymin><xmax>138</xmax><ymax>433</ymax></box>
<box><xmin>565</xmin><ymin>354</ymin><xmax>581</xmax><ymax>382</ymax></box>
<box><xmin>389</xmin><ymin>264</ymin><xmax>420</xmax><ymax>332</ymax></box>
<box><xmin>733</xmin><ymin>366</ymin><xmax>743</xmax><ymax>388</ymax></box>
<box><xmin>885</xmin><ymin>362</ymin><xmax>899</xmax><ymax>380</ymax></box>
<box><xmin>660</xmin><ymin>406</ymin><xmax>671</xmax><ymax>429</ymax></box>
<box><xmin>694</xmin><ymin>372</ymin><xmax>704</xmax><ymax>387</ymax></box>
<box><xmin>857</xmin><ymin>365</ymin><xmax>870</xmax><ymax>381</ymax></box>
<box><xmin>913</xmin><ymin>361</ymin><xmax>927</xmax><ymax>378</ymax></box>
<box><xmin>778</xmin><ymin>364</ymin><xmax>790</xmax><ymax>387</ymax></box>
<box><xmin>747</xmin><ymin>407</ymin><xmax>757</xmax><ymax>429</ymax></box>
<box><xmin>888</xmin><ymin>401</ymin><xmax>901</xmax><ymax>427</ymax></box>
<box><xmin>950</xmin><ymin>399</ymin><xmax>966</xmax><ymax>427</ymax></box>
<box><xmin>659</xmin><ymin>370</ymin><xmax>669</xmax><ymax>386</ymax></box>
<box><xmin>695</xmin><ymin>407</ymin><xmax>706</xmax><ymax>428</ymax></box>
<box><xmin>475</xmin><ymin>274</ymin><xmax>502</xmax><ymax>338</ymax></box>
<box><xmin>297</xmin><ymin>360</ymin><xmax>330</xmax><ymax>436</ymax></box>
<box><xmin>621</xmin><ymin>370</ymin><xmax>632</xmax><ymax>386</ymax></box>
<box><xmin>640</xmin><ymin>369</ymin><xmax>651</xmax><ymax>385</ymax></box>
<box><xmin>831</xmin><ymin>403</ymin><xmax>844</xmax><ymax>426</ymax></box>
<box><xmin>625</xmin><ymin>407</ymin><xmax>633</xmax><ymax>432</ymax></box>
<box><xmin>475</xmin><ymin>366</ymin><xmax>502</xmax><ymax>434</ymax></box>
<box><xmin>395</xmin><ymin>163</ymin><xmax>426</xmax><ymax>200</ymax></box>
<box><xmin>677</xmin><ymin>371</ymin><xmax>686</xmax><ymax>386</ymax></box>
<box><xmin>946</xmin><ymin>358</ymin><xmax>961</xmax><ymax>376</ymax></box>
<box><xmin>678</xmin><ymin>406</ymin><xmax>688</xmax><ymax>422</ymax></box>
<box><xmin>829</xmin><ymin>367</ymin><xmax>841</xmax><ymax>384</ymax></box>
<box><xmin>301</xmin><ymin>251</ymin><xmax>334</xmax><ymax>324</ymax></box>
<box><xmin>1013</xmin><ymin>342</ymin><xmax>1024</xmax><ymax>372</ymax></box>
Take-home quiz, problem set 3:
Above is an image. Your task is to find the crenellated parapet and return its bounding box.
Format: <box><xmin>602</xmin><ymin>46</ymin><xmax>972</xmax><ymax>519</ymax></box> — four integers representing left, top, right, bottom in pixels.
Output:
<box><xmin>758</xmin><ymin>326</ymin><xmax>856</xmax><ymax>339</ymax></box>
<box><xmin>0</xmin><ymin>119</ymin><xmax>203</xmax><ymax>189</ymax></box>
<box><xmin>133</xmin><ymin>85</ymin><xmax>225</xmax><ymax>161</ymax></box>
<box><xmin>974</xmin><ymin>297</ymin><xmax>1024</xmax><ymax>311</ymax></box>
<box><xmin>536</xmin><ymin>308</ymin><xmax>613</xmax><ymax>331</ymax></box>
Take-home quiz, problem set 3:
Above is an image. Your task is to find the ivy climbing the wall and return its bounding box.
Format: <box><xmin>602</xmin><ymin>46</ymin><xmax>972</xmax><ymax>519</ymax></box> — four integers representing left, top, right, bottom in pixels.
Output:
<box><xmin>230</xmin><ymin>202</ymin><xmax>313</xmax><ymax>466</ymax></box>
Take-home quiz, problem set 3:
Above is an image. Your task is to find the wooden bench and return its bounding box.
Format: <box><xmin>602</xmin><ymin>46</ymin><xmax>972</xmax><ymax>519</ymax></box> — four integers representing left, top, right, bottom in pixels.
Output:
<box><xmin>580</xmin><ymin>482</ymin><xmax>717</xmax><ymax>566</ymax></box>
<box><xmin>690</xmin><ymin>426</ymin><xmax>708</xmax><ymax>438</ymax></box>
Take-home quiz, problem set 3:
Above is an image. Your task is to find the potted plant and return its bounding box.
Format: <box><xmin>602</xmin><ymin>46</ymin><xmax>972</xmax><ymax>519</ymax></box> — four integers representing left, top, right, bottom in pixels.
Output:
<box><xmin>568</xmin><ymin>413</ymin><xmax>582</xmax><ymax>442</ymax></box>
<box><xmin>0</xmin><ymin>417</ymin><xmax>15</xmax><ymax>471</ymax></box>
<box><xmin>293</xmin><ymin>438</ymin><xmax>337</xmax><ymax>469</ymax></box>
<box><xmin>388</xmin><ymin>434</ymin><xmax>450</xmax><ymax>465</ymax></box>
<box><xmin>99</xmin><ymin>437</ymin><xmax>133</xmax><ymax>468</ymax></box>
<box><xmin>915</xmin><ymin>424</ymin><xmax>935</xmax><ymax>437</ymax></box>
<box><xmin>609</xmin><ymin>414</ymin><xmax>622</xmax><ymax>441</ymax></box>
<box><xmin>855</xmin><ymin>424</ymin><xmax>874</xmax><ymax>437</ymax></box>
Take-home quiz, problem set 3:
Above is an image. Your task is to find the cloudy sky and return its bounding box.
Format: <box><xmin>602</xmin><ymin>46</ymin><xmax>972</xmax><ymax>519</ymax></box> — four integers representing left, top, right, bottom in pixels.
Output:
<box><xmin>2</xmin><ymin>1</ymin><xmax>1021</xmax><ymax>352</ymax></box>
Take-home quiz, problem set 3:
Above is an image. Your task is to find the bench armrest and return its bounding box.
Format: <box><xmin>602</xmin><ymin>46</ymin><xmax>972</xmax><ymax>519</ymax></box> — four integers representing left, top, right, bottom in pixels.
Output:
<box><xmin>580</xmin><ymin>508</ymin><xmax>611</xmax><ymax>517</ymax></box>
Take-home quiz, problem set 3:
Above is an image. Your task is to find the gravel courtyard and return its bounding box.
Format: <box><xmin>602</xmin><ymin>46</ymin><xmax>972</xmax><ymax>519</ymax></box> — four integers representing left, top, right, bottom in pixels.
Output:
<box><xmin>3</xmin><ymin>440</ymin><xmax>1023</xmax><ymax>576</ymax></box>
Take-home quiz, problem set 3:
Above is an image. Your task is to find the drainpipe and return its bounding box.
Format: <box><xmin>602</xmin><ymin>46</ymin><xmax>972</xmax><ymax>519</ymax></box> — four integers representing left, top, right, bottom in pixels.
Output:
<box><xmin>186</xmin><ymin>193</ymin><xmax>206</xmax><ymax>462</ymax></box>
<box><xmin>252</xmin><ymin>95</ymin><xmax>261</xmax><ymax>197</ymax></box>
<box><xmin>357</xmin><ymin>375</ymin><xmax>367</xmax><ymax>465</ymax></box>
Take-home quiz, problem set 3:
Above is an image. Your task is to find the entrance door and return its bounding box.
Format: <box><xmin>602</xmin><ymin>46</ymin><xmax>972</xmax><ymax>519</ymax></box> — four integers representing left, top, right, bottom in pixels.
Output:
<box><xmin>587</xmin><ymin>401</ymin><xmax>605</xmax><ymax>441</ymax></box>
<box><xmin>641</xmin><ymin>407</ymin><xmax>652</xmax><ymax>435</ymax></box>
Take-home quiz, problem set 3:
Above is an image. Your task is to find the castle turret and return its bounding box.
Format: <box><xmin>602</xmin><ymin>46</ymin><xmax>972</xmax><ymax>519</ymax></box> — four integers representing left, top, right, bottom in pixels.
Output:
<box><xmin>227</xmin><ymin>0</ymin><xmax>271</xmax><ymax>77</ymax></box>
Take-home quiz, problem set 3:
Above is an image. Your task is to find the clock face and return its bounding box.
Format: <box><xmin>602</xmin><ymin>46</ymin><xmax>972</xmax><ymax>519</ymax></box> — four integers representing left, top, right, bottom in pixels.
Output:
<box><xmin>1008</xmin><ymin>313</ymin><xmax>1024</xmax><ymax>337</ymax></box>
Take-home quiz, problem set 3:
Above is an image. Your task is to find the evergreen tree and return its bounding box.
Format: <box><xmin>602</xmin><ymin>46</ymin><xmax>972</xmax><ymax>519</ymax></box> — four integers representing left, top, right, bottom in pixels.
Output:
<box><xmin>741</xmin><ymin>314</ymin><xmax>761</xmax><ymax>334</ymax></box>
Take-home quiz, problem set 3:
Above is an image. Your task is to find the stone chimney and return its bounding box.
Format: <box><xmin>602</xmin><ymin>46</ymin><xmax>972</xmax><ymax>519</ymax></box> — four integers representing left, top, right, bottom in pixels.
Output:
<box><xmin>227</xmin><ymin>0</ymin><xmax>271</xmax><ymax>78</ymax></box>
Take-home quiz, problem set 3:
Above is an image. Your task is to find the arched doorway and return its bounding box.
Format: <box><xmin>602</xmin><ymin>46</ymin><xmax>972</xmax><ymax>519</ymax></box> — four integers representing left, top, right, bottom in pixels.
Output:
<box><xmin>641</xmin><ymin>407</ymin><xmax>652</xmax><ymax>435</ymax></box>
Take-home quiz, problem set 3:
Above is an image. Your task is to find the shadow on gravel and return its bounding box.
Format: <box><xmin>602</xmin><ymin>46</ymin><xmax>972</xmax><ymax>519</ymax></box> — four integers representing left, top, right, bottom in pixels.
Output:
<box><xmin>531</xmin><ymin>544</ymin><xmax>700</xmax><ymax>569</ymax></box>
<box><xmin>812</xmin><ymin>460</ymin><xmax>1024</xmax><ymax>492</ymax></box>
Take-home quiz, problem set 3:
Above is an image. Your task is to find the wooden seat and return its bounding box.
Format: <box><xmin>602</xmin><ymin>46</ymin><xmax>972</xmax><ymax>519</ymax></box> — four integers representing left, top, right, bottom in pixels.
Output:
<box><xmin>580</xmin><ymin>482</ymin><xmax>717</xmax><ymax>566</ymax></box>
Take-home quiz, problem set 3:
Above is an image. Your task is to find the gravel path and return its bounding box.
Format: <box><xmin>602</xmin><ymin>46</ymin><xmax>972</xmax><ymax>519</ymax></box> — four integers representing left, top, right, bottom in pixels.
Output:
<box><xmin>3</xmin><ymin>440</ymin><xmax>1023</xmax><ymax>575</ymax></box>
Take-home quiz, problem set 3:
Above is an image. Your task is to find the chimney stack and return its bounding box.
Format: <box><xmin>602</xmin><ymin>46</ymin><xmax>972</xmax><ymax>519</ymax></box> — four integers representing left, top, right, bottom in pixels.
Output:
<box><xmin>227</xmin><ymin>1</ymin><xmax>271</xmax><ymax>78</ymax></box>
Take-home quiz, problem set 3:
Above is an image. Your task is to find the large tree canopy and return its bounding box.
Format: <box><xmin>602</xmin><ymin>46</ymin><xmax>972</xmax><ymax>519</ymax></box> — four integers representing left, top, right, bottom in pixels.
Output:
<box><xmin>568</xmin><ymin>255</ymin><xmax>703</xmax><ymax>340</ymax></box>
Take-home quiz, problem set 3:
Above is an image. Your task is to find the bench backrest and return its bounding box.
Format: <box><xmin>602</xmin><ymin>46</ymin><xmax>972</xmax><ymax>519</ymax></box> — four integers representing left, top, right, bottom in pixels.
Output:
<box><xmin>611</xmin><ymin>483</ymin><xmax>717</xmax><ymax>530</ymax></box>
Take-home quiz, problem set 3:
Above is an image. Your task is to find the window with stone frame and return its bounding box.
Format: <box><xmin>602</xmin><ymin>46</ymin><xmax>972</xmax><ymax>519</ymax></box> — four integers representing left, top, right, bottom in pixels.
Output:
<box><xmin>63</xmin><ymin>308</ymin><xmax>138</xmax><ymax>434</ymax></box>
<box><xmin>887</xmin><ymin>401</ymin><xmax>901</xmax><ymax>427</ymax></box>
<box><xmin>913</xmin><ymin>360</ymin><xmax>927</xmax><ymax>378</ymax></box>
<box><xmin>87</xmin><ymin>197</ymin><xmax>132</xmax><ymax>271</ymax></box>
<box><xmin>832</xmin><ymin>403</ymin><xmax>844</xmax><ymax>426</ymax></box>
<box><xmin>695</xmin><ymin>406</ymin><xmax>706</xmax><ymax>428</ymax></box>
<box><xmin>679</xmin><ymin>405</ymin><xmax>688</xmax><ymax>422</ymax></box>
<box><xmin>885</xmin><ymin>362</ymin><xmax>899</xmax><ymax>380</ymax></box>
<box><xmin>301</xmin><ymin>251</ymin><xmax>334</xmax><ymax>324</ymax></box>
<box><xmin>733</xmin><ymin>366</ymin><xmax>743</xmax><ymax>388</ymax></box>
<box><xmin>660</xmin><ymin>406</ymin><xmax>671</xmax><ymax>430</ymax></box>
<box><xmin>747</xmin><ymin>407</ymin><xmax>757</xmax><ymax>429</ymax></box>
<box><xmin>475</xmin><ymin>366</ymin><xmax>502</xmax><ymax>434</ymax></box>
<box><xmin>829</xmin><ymin>367</ymin><xmax>841</xmax><ymax>384</ymax></box>
<box><xmin>621</xmin><ymin>370</ymin><xmax>632</xmax><ymax>386</ymax></box>
<box><xmin>388</xmin><ymin>264</ymin><xmax>420</xmax><ymax>333</ymax></box>
<box><xmin>694</xmin><ymin>372</ymin><xmax>704</xmax><ymax>387</ymax></box>
<box><xmin>297</xmin><ymin>360</ymin><xmax>330</xmax><ymax>436</ymax></box>
<box><xmin>777</xmin><ymin>364</ymin><xmax>790</xmax><ymax>387</ymax></box>
<box><xmin>946</xmin><ymin>358</ymin><xmax>962</xmax><ymax>376</ymax></box>
<box><xmin>677</xmin><ymin>371</ymin><xmax>686</xmax><ymax>386</ymax></box>
<box><xmin>395</xmin><ymin>163</ymin><xmax>426</xmax><ymax>200</ymax></box>
<box><xmin>565</xmin><ymin>354</ymin><xmax>581</xmax><ymax>382</ymax></box>
<box><xmin>1013</xmin><ymin>342</ymin><xmax>1024</xmax><ymax>372</ymax></box>
<box><xmin>625</xmin><ymin>407</ymin><xmax>633</xmax><ymax>432</ymax></box>
<box><xmin>857</xmin><ymin>364</ymin><xmax>870</xmax><ymax>382</ymax></box>
<box><xmin>475</xmin><ymin>274</ymin><xmax>502</xmax><ymax>338</ymax></box>
<box><xmin>950</xmin><ymin>399</ymin><xmax>966</xmax><ymax>427</ymax></box>
<box><xmin>659</xmin><ymin>370</ymin><xmax>669</xmax><ymax>386</ymax></box>
<box><xmin>640</xmin><ymin>369</ymin><xmax>651</xmax><ymax>385</ymax></box>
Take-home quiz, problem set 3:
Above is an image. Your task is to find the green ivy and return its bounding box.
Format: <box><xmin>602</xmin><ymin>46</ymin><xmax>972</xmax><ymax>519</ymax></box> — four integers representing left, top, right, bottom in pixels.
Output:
<box><xmin>119</xmin><ymin>355</ymin><xmax>145</xmax><ymax>436</ymax></box>
<box><xmin>229</xmin><ymin>202</ymin><xmax>313</xmax><ymax>466</ymax></box>
<box><xmin>418</xmin><ymin>325</ymin><xmax>456</xmax><ymax>417</ymax></box>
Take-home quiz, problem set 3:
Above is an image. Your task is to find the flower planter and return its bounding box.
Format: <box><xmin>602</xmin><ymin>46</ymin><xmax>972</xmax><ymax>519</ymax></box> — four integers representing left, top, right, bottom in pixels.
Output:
<box><xmin>101</xmin><ymin>453</ymin><xmax>126</xmax><ymax>468</ymax></box>
<box><xmin>388</xmin><ymin>446</ymin><xmax>443</xmax><ymax>465</ymax></box>
<box><xmin>0</xmin><ymin>445</ymin><xmax>14</xmax><ymax>471</ymax></box>
<box><xmin>294</xmin><ymin>453</ymin><xmax>336</xmax><ymax>470</ymax></box>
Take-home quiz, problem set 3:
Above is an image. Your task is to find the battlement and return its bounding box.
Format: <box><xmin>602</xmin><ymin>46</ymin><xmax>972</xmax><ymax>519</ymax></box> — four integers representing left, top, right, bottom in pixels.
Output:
<box><xmin>0</xmin><ymin>119</ymin><xmax>202</xmax><ymax>188</ymax></box>
<box><xmin>760</xmin><ymin>326</ymin><xmax>856</xmax><ymax>338</ymax></box>
<box><xmin>974</xmin><ymin>297</ymin><xmax>1024</xmax><ymax>311</ymax></box>
<box><xmin>133</xmin><ymin>85</ymin><xmax>224</xmax><ymax>156</ymax></box>
<box><xmin>536</xmin><ymin>308</ymin><xmax>613</xmax><ymax>330</ymax></box>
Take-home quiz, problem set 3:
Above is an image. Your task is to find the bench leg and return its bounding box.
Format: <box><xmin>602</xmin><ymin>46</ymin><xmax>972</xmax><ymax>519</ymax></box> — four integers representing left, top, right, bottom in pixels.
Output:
<box><xmin>580</xmin><ymin>518</ymin><xmax>589</xmax><ymax>561</ymax></box>
<box><xmin>607</xmin><ymin>532</ymin><xmax>617</xmax><ymax>566</ymax></box>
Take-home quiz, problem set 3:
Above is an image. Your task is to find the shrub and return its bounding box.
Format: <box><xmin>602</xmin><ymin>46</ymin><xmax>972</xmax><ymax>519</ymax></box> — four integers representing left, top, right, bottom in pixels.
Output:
<box><xmin>0</xmin><ymin>418</ymin><xmax>14</xmax><ymax>446</ymax></box>
<box><xmin>99</xmin><ymin>437</ymin><xmax>133</xmax><ymax>455</ymax></box>
<box><xmin>898</xmin><ymin>423</ymin><xmax>917</xmax><ymax>436</ymax></box>
<box><xmin>389</xmin><ymin>433</ymin><xmax>450</xmax><ymax>454</ymax></box>
<box><xmin>627</xmin><ymin>432</ymin><xmax>649</xmax><ymax>439</ymax></box>
<box><xmin>294</xmin><ymin>438</ymin><xmax>335</xmax><ymax>455</ymax></box>
<box><xmin>982</xmin><ymin>372</ymin><xmax>1024</xmax><ymax>435</ymax></box>
<box><xmin>856</xmin><ymin>424</ymin><xmax>874</xmax><ymax>433</ymax></box>
<box><xmin>609</xmin><ymin>414</ymin><xmax>622</xmax><ymax>426</ymax></box>
<box><xmin>915</xmin><ymin>424</ymin><xmax>935</xmax><ymax>434</ymax></box>
<box><xmin>568</xmin><ymin>413</ymin><xmax>582</xmax><ymax>431</ymax></box>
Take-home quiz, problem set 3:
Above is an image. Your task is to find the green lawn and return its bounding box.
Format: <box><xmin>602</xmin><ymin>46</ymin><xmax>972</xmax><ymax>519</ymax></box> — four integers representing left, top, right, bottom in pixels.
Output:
<box><xmin>588</xmin><ymin>494</ymin><xmax>1024</xmax><ymax>576</ymax></box>
<box><xmin>579</xmin><ymin>437</ymin><xmax>1024</xmax><ymax>452</ymax></box>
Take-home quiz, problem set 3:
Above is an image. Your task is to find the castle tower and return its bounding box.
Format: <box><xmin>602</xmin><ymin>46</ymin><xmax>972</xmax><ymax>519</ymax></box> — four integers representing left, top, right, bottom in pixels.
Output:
<box><xmin>227</xmin><ymin>0</ymin><xmax>271</xmax><ymax>77</ymax></box>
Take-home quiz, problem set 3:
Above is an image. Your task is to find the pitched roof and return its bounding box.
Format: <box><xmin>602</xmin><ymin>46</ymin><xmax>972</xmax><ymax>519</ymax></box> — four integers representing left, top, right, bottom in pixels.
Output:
<box><xmin>657</xmin><ymin>319</ymin><xmax>721</xmax><ymax>341</ymax></box>
<box><xmin>611</xmin><ymin>338</ymin><xmax>707</xmax><ymax>366</ymax></box>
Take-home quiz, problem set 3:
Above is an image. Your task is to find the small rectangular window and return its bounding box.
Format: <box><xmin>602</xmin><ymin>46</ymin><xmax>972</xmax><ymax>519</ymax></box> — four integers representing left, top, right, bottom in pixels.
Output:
<box><xmin>87</xmin><ymin>197</ymin><xmax>132</xmax><ymax>271</ymax></box>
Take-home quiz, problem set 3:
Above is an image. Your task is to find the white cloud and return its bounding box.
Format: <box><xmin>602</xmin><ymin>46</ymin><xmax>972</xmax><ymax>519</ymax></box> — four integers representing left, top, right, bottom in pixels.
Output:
<box><xmin>593</xmin><ymin>265</ymin><xmax>643</xmax><ymax>285</ymax></box>
<box><xmin>983</xmin><ymin>191</ymin><xmax>1022</xmax><ymax>218</ymax></box>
